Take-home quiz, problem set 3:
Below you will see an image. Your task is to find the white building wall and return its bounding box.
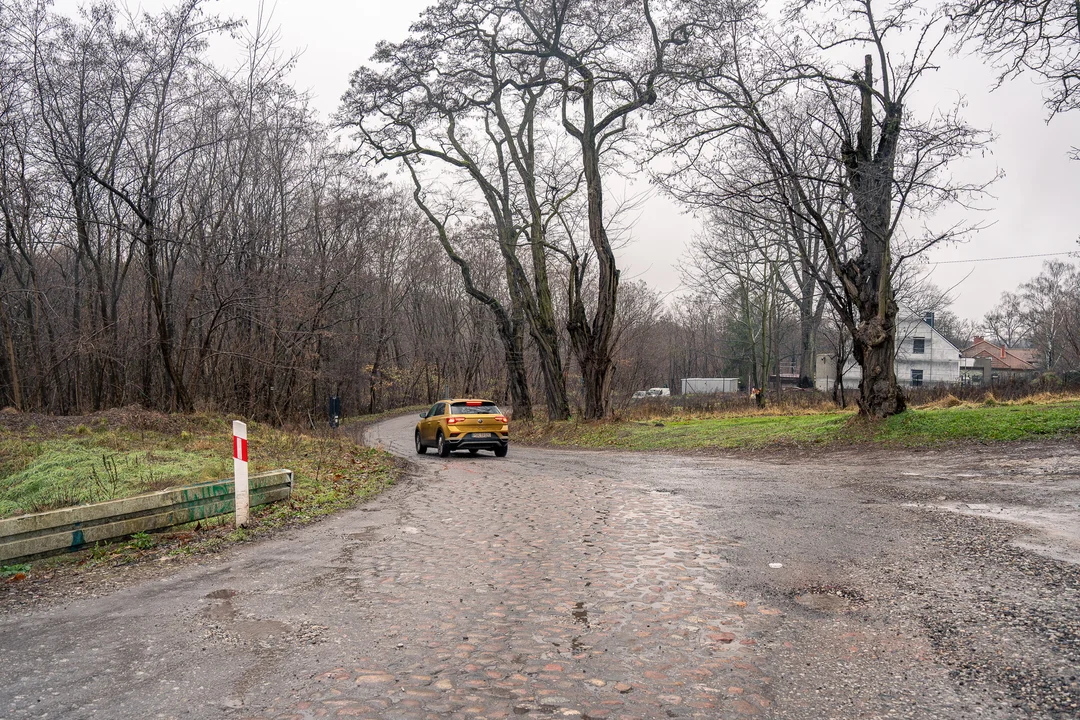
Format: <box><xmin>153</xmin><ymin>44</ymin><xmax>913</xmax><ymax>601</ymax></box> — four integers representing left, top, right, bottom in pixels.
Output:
<box><xmin>815</xmin><ymin>308</ymin><xmax>960</xmax><ymax>392</ymax></box>
<box><xmin>894</xmin><ymin>309</ymin><xmax>961</xmax><ymax>388</ymax></box>
<box><xmin>815</xmin><ymin>354</ymin><xmax>861</xmax><ymax>393</ymax></box>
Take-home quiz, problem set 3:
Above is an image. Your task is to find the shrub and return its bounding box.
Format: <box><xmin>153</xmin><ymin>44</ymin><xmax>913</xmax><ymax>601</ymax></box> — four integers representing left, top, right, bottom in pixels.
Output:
<box><xmin>1037</xmin><ymin>372</ymin><xmax>1063</xmax><ymax>389</ymax></box>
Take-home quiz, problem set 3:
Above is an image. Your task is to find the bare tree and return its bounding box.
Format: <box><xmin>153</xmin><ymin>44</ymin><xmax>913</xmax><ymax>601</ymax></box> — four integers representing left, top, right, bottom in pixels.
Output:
<box><xmin>982</xmin><ymin>290</ymin><xmax>1030</xmax><ymax>347</ymax></box>
<box><xmin>0</xmin><ymin>0</ymin><xmax>527</xmax><ymax>420</ymax></box>
<box><xmin>656</xmin><ymin>89</ymin><xmax>842</xmax><ymax>391</ymax></box>
<box><xmin>508</xmin><ymin>0</ymin><xmax>689</xmax><ymax>419</ymax></box>
<box><xmin>340</xmin><ymin>4</ymin><xmax>550</xmax><ymax>419</ymax></box>
<box><xmin>951</xmin><ymin>0</ymin><xmax>1080</xmax><ymax>118</ymax></box>
<box><xmin>1020</xmin><ymin>259</ymin><xmax>1077</xmax><ymax>370</ymax></box>
<box><xmin>684</xmin><ymin>203</ymin><xmax>787</xmax><ymax>405</ymax></box>
<box><xmin>931</xmin><ymin>309</ymin><xmax>977</xmax><ymax>349</ymax></box>
<box><xmin>658</xmin><ymin>0</ymin><xmax>993</xmax><ymax>417</ymax></box>
<box><xmin>338</xmin><ymin>0</ymin><xmax>589</xmax><ymax>420</ymax></box>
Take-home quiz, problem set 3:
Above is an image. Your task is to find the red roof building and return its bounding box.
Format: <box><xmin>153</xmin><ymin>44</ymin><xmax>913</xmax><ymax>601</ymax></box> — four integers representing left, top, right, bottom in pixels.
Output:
<box><xmin>962</xmin><ymin>337</ymin><xmax>1039</xmax><ymax>382</ymax></box>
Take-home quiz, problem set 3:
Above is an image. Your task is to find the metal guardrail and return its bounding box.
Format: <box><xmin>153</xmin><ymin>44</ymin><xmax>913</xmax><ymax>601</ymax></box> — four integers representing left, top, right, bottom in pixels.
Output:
<box><xmin>0</xmin><ymin>469</ymin><xmax>293</xmax><ymax>564</ymax></box>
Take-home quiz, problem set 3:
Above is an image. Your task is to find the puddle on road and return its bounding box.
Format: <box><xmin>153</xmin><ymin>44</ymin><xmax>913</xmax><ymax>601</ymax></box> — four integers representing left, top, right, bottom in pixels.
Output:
<box><xmin>233</xmin><ymin>619</ymin><xmax>290</xmax><ymax>640</ymax></box>
<box><xmin>345</xmin><ymin>528</ymin><xmax>378</xmax><ymax>541</ymax></box>
<box><xmin>913</xmin><ymin>502</ymin><xmax>1080</xmax><ymax>565</ymax></box>
<box><xmin>794</xmin><ymin>591</ymin><xmax>851</xmax><ymax>612</ymax></box>
<box><xmin>206</xmin><ymin>600</ymin><xmax>236</xmax><ymax>621</ymax></box>
<box><xmin>792</xmin><ymin>586</ymin><xmax>864</xmax><ymax>613</ymax></box>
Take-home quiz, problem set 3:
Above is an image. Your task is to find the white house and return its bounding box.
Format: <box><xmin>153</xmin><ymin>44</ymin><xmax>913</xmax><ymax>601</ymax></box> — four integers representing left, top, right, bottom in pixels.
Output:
<box><xmin>816</xmin><ymin>307</ymin><xmax>961</xmax><ymax>392</ymax></box>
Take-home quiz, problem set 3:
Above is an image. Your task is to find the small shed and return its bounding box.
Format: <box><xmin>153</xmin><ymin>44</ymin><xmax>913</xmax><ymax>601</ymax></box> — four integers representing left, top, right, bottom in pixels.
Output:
<box><xmin>681</xmin><ymin>378</ymin><xmax>739</xmax><ymax>394</ymax></box>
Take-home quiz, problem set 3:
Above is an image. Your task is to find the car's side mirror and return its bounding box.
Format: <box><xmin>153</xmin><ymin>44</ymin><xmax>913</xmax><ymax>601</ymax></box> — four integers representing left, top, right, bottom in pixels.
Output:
<box><xmin>419</xmin><ymin>412</ymin><xmax>428</xmax><ymax>418</ymax></box>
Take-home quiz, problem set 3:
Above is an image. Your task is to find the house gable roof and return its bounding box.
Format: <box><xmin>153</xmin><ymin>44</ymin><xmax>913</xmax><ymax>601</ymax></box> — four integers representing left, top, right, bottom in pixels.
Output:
<box><xmin>1009</xmin><ymin>347</ymin><xmax>1041</xmax><ymax>366</ymax></box>
<box><xmin>961</xmin><ymin>339</ymin><xmax>1037</xmax><ymax>371</ymax></box>
<box><xmin>896</xmin><ymin>306</ymin><xmax>961</xmax><ymax>355</ymax></box>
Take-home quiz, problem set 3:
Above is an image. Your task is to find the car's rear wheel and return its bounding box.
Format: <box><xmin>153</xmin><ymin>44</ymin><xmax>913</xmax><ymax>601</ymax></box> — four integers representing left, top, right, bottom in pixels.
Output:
<box><xmin>415</xmin><ymin>430</ymin><xmax>427</xmax><ymax>454</ymax></box>
<box><xmin>437</xmin><ymin>431</ymin><xmax>451</xmax><ymax>457</ymax></box>
<box><xmin>494</xmin><ymin>445</ymin><xmax>508</xmax><ymax>458</ymax></box>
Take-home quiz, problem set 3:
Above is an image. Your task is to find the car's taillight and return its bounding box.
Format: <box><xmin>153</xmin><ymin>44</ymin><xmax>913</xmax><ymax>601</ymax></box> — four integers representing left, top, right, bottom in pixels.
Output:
<box><xmin>495</xmin><ymin>415</ymin><xmax>507</xmax><ymax>423</ymax></box>
<box><xmin>447</xmin><ymin>416</ymin><xmax>465</xmax><ymax>424</ymax></box>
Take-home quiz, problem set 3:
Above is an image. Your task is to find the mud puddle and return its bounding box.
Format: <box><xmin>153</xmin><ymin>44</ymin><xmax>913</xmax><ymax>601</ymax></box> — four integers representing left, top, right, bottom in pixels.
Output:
<box><xmin>914</xmin><ymin>501</ymin><xmax>1080</xmax><ymax>565</ymax></box>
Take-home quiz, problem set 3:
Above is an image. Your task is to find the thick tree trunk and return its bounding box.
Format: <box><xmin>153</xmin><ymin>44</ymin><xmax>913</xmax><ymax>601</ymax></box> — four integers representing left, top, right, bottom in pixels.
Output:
<box><xmin>0</xmin><ymin>299</ymin><xmax>21</xmax><ymax>410</ymax></box>
<box><xmin>567</xmin><ymin>257</ymin><xmax>614</xmax><ymax>420</ymax></box>
<box><xmin>515</xmin><ymin>231</ymin><xmax>569</xmax><ymax>419</ymax></box>
<box><xmin>852</xmin><ymin>312</ymin><xmax>905</xmax><ymax>417</ymax></box>
<box><xmin>535</xmin><ymin>337</ymin><xmax>570</xmax><ymax>420</ymax></box>
<box><xmin>579</xmin><ymin>353</ymin><xmax>613</xmax><ymax>420</ymax></box>
<box><xmin>797</xmin><ymin>313</ymin><xmax>816</xmax><ymax>388</ymax></box>
<box><xmin>840</xmin><ymin>55</ymin><xmax>906</xmax><ymax>418</ymax></box>
<box><xmin>498</xmin><ymin>314</ymin><xmax>532</xmax><ymax>421</ymax></box>
<box><xmin>568</xmin><ymin>110</ymin><xmax>619</xmax><ymax>420</ymax></box>
<box><xmin>523</xmin><ymin>237</ymin><xmax>571</xmax><ymax>420</ymax></box>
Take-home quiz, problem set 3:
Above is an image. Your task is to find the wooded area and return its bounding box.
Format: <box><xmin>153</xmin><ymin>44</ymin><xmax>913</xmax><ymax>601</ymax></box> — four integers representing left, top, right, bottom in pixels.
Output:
<box><xmin>0</xmin><ymin>0</ymin><xmax>1076</xmax><ymax>421</ymax></box>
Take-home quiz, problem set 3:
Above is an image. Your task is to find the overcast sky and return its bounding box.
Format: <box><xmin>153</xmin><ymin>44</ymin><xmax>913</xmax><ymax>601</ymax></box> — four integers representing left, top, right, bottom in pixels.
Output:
<box><xmin>58</xmin><ymin>0</ymin><xmax>1080</xmax><ymax>321</ymax></box>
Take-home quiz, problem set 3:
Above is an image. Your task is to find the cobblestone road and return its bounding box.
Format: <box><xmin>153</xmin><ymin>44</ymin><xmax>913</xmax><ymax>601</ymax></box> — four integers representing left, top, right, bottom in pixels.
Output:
<box><xmin>253</xmin><ymin>419</ymin><xmax>778</xmax><ymax>719</ymax></box>
<box><xmin>3</xmin><ymin>415</ymin><xmax>1078</xmax><ymax>720</ymax></box>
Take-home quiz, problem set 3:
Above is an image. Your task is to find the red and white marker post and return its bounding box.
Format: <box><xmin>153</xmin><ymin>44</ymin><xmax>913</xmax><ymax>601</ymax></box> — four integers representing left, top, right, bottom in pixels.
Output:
<box><xmin>232</xmin><ymin>420</ymin><xmax>249</xmax><ymax>527</ymax></box>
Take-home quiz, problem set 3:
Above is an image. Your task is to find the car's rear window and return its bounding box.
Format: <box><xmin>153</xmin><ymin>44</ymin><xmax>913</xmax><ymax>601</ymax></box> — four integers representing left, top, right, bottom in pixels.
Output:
<box><xmin>451</xmin><ymin>402</ymin><xmax>501</xmax><ymax>415</ymax></box>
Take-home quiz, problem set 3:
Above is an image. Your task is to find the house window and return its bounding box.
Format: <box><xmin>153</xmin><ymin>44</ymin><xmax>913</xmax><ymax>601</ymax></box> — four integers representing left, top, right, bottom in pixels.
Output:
<box><xmin>911</xmin><ymin>369</ymin><xmax>924</xmax><ymax>387</ymax></box>
<box><xmin>913</xmin><ymin>337</ymin><xmax>925</xmax><ymax>354</ymax></box>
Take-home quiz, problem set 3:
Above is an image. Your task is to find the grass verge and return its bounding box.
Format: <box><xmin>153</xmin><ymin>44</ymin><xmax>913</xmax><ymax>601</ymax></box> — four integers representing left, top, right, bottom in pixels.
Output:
<box><xmin>515</xmin><ymin>396</ymin><xmax>1080</xmax><ymax>452</ymax></box>
<box><xmin>0</xmin><ymin>407</ymin><xmax>401</xmax><ymax>577</ymax></box>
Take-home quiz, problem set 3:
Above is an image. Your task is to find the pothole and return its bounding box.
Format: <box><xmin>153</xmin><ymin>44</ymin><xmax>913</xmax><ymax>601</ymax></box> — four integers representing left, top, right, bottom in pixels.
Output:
<box><xmin>233</xmin><ymin>619</ymin><xmax>291</xmax><ymax>639</ymax></box>
<box><xmin>206</xmin><ymin>600</ymin><xmax>236</xmax><ymax>621</ymax></box>
<box><xmin>792</xmin><ymin>586</ymin><xmax>864</xmax><ymax>613</ymax></box>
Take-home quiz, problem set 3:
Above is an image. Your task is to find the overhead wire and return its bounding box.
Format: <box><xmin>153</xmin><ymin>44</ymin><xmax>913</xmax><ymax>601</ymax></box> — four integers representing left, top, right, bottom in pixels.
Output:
<box><xmin>927</xmin><ymin>251</ymin><xmax>1077</xmax><ymax>265</ymax></box>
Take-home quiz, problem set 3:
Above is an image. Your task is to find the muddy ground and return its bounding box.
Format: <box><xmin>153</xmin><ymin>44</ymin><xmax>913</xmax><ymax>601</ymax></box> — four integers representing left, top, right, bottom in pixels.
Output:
<box><xmin>0</xmin><ymin>414</ymin><xmax>1077</xmax><ymax>719</ymax></box>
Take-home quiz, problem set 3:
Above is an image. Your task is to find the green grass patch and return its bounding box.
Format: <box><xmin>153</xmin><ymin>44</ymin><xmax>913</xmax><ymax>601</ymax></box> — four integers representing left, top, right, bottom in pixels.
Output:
<box><xmin>878</xmin><ymin>401</ymin><xmax>1080</xmax><ymax>444</ymax></box>
<box><xmin>0</xmin><ymin>438</ymin><xmax>227</xmax><ymax>518</ymax></box>
<box><xmin>517</xmin><ymin>412</ymin><xmax>850</xmax><ymax>450</ymax></box>
<box><xmin>0</xmin><ymin>409</ymin><xmax>401</xmax><ymax>573</ymax></box>
<box><xmin>516</xmin><ymin>400</ymin><xmax>1080</xmax><ymax>452</ymax></box>
<box><xmin>251</xmin><ymin>429</ymin><xmax>398</xmax><ymax>530</ymax></box>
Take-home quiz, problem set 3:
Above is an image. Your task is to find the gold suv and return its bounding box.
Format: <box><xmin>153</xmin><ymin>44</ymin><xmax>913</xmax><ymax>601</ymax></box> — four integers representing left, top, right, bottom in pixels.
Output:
<box><xmin>415</xmin><ymin>399</ymin><xmax>509</xmax><ymax>457</ymax></box>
